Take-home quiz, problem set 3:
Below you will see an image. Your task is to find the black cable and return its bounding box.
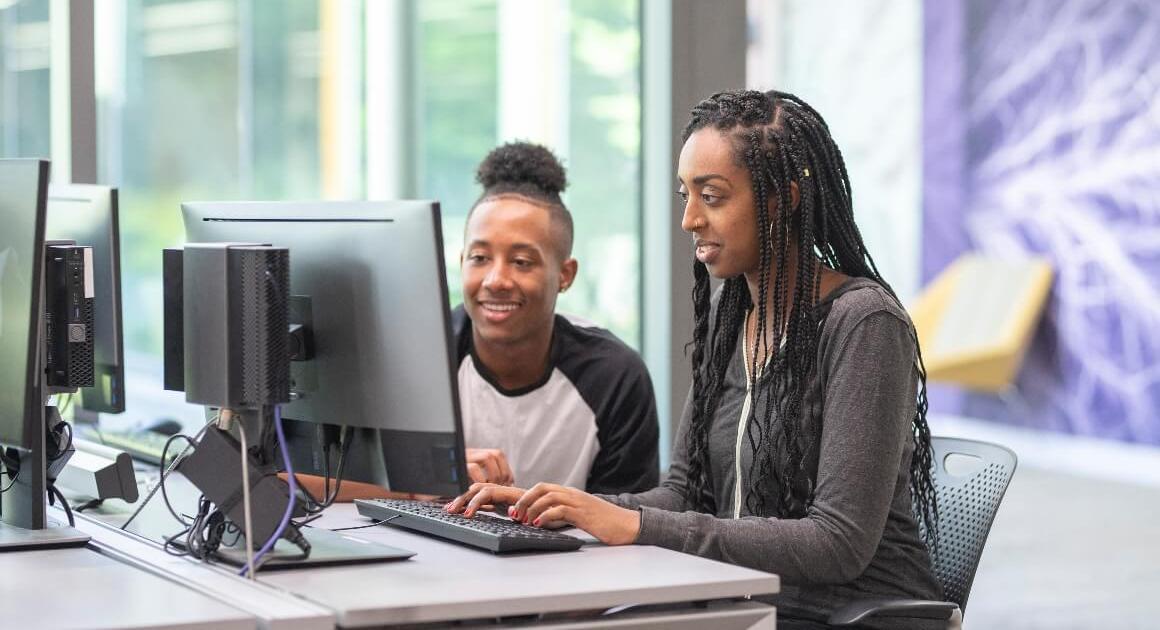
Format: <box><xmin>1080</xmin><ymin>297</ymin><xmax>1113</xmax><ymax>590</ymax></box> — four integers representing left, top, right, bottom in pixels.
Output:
<box><xmin>158</xmin><ymin>434</ymin><xmax>199</xmax><ymax>526</ymax></box>
<box><xmin>315</xmin><ymin>426</ymin><xmax>352</xmax><ymax>510</ymax></box>
<box><xmin>186</xmin><ymin>500</ymin><xmax>214</xmax><ymax>559</ymax></box>
<box><xmin>121</xmin><ymin>412</ymin><xmax>220</xmax><ymax>531</ymax></box>
<box><xmin>58</xmin><ymin>420</ymin><xmax>74</xmax><ymax>459</ymax></box>
<box><xmin>222</xmin><ymin>521</ymin><xmax>244</xmax><ymax>547</ymax></box>
<box><xmin>322</xmin><ymin>432</ymin><xmax>332</xmax><ymax>506</ymax></box>
<box><xmin>0</xmin><ymin>457</ymin><xmax>16</xmax><ymax>493</ymax></box>
<box><xmin>160</xmin><ymin>433</ymin><xmax>198</xmax><ymax>472</ymax></box>
<box><xmin>171</xmin><ymin>497</ymin><xmax>214</xmax><ymax>560</ymax></box>
<box><xmin>292</xmin><ymin>512</ymin><xmax>325</xmax><ymax>528</ymax></box>
<box><xmin>163</xmin><ymin>527</ymin><xmax>194</xmax><ymax>557</ymax></box>
<box><xmin>328</xmin><ymin>515</ymin><xmax>397</xmax><ymax>532</ymax></box>
<box><xmin>292</xmin><ymin>475</ymin><xmax>327</xmax><ymax>515</ymax></box>
<box><xmin>325</xmin><ymin>427</ymin><xmax>352</xmax><ymax>506</ymax></box>
<box><xmin>201</xmin><ymin>510</ymin><xmax>228</xmax><ymax>555</ymax></box>
<box><xmin>291</xmin><ymin>426</ymin><xmax>351</xmax><ymax>514</ymax></box>
<box><xmin>46</xmin><ymin>419</ymin><xmax>73</xmax><ymax>467</ymax></box>
<box><xmin>48</xmin><ymin>483</ymin><xmax>75</xmax><ymax>527</ymax></box>
<box><xmin>75</xmin><ymin>498</ymin><xmax>103</xmax><ymax>512</ymax></box>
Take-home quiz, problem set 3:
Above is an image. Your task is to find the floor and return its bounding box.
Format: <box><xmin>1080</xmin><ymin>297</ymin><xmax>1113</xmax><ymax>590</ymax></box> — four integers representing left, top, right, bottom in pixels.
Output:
<box><xmin>930</xmin><ymin>416</ymin><xmax>1160</xmax><ymax>629</ymax></box>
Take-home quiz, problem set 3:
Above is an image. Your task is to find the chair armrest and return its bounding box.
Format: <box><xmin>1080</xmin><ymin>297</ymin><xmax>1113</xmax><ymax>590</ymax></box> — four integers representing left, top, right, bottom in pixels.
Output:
<box><xmin>828</xmin><ymin>598</ymin><xmax>959</xmax><ymax>626</ymax></box>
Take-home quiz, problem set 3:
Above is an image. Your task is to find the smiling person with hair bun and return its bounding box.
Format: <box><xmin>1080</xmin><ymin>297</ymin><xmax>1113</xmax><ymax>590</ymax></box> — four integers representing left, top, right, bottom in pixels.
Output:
<box><xmin>452</xmin><ymin>141</ymin><xmax>659</xmax><ymax>495</ymax></box>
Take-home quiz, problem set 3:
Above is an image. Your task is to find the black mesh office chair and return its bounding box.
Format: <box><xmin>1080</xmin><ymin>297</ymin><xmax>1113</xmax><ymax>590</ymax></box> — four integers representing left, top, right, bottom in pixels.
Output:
<box><xmin>829</xmin><ymin>437</ymin><xmax>1018</xmax><ymax>630</ymax></box>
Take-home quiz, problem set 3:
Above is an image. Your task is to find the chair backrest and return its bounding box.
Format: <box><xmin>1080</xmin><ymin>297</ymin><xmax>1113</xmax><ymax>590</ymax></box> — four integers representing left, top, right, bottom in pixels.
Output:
<box><xmin>928</xmin><ymin>436</ymin><xmax>1017</xmax><ymax>611</ymax></box>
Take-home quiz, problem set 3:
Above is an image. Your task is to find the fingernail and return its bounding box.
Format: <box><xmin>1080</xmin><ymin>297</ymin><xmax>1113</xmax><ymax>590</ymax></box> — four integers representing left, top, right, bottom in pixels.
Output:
<box><xmin>533</xmin><ymin>517</ymin><xmax>541</xmax><ymax>526</ymax></box>
<box><xmin>507</xmin><ymin>506</ymin><xmax>515</xmax><ymax>517</ymax></box>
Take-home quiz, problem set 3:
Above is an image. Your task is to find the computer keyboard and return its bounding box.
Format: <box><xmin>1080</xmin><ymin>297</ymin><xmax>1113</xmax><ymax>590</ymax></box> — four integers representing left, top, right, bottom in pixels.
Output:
<box><xmin>354</xmin><ymin>498</ymin><xmax>584</xmax><ymax>553</ymax></box>
<box><xmin>90</xmin><ymin>428</ymin><xmax>175</xmax><ymax>466</ymax></box>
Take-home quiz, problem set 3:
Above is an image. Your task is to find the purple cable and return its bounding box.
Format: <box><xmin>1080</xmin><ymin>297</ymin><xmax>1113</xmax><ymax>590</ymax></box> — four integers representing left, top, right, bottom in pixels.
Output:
<box><xmin>239</xmin><ymin>404</ymin><xmax>298</xmax><ymax>577</ymax></box>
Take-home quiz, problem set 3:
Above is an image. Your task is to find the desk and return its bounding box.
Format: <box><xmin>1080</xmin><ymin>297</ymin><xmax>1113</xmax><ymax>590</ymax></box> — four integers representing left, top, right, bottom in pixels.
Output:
<box><xmin>67</xmin><ymin>461</ymin><xmax>779</xmax><ymax>628</ymax></box>
<box><xmin>75</xmin><ymin>473</ymin><xmax>779</xmax><ymax>628</ymax></box>
<box><xmin>0</xmin><ymin>545</ymin><xmax>256</xmax><ymax>629</ymax></box>
<box><xmin>256</xmin><ymin>504</ymin><xmax>779</xmax><ymax>627</ymax></box>
<box><xmin>78</xmin><ymin>511</ymin><xmax>335</xmax><ymax>630</ymax></box>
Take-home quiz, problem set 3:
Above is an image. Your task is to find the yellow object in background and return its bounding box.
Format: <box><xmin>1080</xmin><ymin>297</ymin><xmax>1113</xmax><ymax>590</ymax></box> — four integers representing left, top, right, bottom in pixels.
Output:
<box><xmin>909</xmin><ymin>254</ymin><xmax>1054</xmax><ymax>392</ymax></box>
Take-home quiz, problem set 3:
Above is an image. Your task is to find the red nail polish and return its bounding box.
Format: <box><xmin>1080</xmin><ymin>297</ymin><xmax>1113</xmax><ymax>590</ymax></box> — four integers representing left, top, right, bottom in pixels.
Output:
<box><xmin>533</xmin><ymin>517</ymin><xmax>541</xmax><ymax>526</ymax></box>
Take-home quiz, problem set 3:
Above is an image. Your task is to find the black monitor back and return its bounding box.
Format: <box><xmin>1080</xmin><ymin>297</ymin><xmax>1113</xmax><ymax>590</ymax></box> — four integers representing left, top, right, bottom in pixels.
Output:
<box><xmin>180</xmin><ymin>200</ymin><xmax>468</xmax><ymax>497</ymax></box>
<box><xmin>46</xmin><ymin>184</ymin><xmax>125</xmax><ymax>414</ymax></box>
<box><xmin>0</xmin><ymin>160</ymin><xmax>49</xmax><ymax>451</ymax></box>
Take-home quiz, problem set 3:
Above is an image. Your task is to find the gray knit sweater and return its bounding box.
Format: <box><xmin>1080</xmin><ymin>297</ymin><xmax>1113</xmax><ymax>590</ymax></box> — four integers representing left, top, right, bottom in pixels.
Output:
<box><xmin>602</xmin><ymin>278</ymin><xmax>942</xmax><ymax>628</ymax></box>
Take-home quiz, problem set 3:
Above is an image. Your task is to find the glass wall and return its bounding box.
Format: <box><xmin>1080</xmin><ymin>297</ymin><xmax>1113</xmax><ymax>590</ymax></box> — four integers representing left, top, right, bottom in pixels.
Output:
<box><xmin>419</xmin><ymin>0</ymin><xmax>641</xmax><ymax>346</ymax></box>
<box><xmin>11</xmin><ymin>1</ymin><xmax>642</xmax><ymax>422</ymax></box>
<box><xmin>0</xmin><ymin>0</ymin><xmax>51</xmax><ymax>159</ymax></box>
<box><xmin>96</xmin><ymin>0</ymin><xmax>354</xmax><ymax>376</ymax></box>
<box><xmin>746</xmin><ymin>0</ymin><xmax>923</xmax><ymax>301</ymax></box>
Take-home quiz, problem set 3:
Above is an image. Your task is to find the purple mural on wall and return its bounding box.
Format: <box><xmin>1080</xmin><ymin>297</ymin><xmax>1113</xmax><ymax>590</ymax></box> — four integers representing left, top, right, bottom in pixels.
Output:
<box><xmin>923</xmin><ymin>0</ymin><xmax>1160</xmax><ymax>443</ymax></box>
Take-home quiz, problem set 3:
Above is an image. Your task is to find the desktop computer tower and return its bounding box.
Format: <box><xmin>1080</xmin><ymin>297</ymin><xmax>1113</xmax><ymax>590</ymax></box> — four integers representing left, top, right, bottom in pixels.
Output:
<box><xmin>173</xmin><ymin>243</ymin><xmax>291</xmax><ymax>409</ymax></box>
<box><xmin>44</xmin><ymin>243</ymin><xmax>94</xmax><ymax>391</ymax></box>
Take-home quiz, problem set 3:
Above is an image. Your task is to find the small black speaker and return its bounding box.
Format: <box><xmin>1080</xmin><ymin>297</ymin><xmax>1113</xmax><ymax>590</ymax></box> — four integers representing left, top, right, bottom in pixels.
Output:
<box><xmin>181</xmin><ymin>243</ymin><xmax>291</xmax><ymax>409</ymax></box>
<box><xmin>44</xmin><ymin>243</ymin><xmax>94</xmax><ymax>391</ymax></box>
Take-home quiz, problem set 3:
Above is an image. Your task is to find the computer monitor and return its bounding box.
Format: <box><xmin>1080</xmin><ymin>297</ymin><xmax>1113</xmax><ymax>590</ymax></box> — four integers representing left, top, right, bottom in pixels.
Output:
<box><xmin>181</xmin><ymin>200</ymin><xmax>468</xmax><ymax>497</ymax></box>
<box><xmin>0</xmin><ymin>159</ymin><xmax>88</xmax><ymax>549</ymax></box>
<box><xmin>46</xmin><ymin>184</ymin><xmax>125</xmax><ymax>415</ymax></box>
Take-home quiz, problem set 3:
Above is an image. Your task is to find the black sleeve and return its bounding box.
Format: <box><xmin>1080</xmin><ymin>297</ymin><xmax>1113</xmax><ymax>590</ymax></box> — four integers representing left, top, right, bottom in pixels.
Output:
<box><xmin>583</xmin><ymin>353</ymin><xmax>661</xmax><ymax>495</ymax></box>
<box><xmin>450</xmin><ymin>304</ymin><xmax>471</xmax><ymax>363</ymax></box>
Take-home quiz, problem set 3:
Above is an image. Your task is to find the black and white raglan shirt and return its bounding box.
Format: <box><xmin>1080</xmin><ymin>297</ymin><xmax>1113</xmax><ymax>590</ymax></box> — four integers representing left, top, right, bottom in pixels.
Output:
<box><xmin>452</xmin><ymin>306</ymin><xmax>660</xmax><ymax>494</ymax></box>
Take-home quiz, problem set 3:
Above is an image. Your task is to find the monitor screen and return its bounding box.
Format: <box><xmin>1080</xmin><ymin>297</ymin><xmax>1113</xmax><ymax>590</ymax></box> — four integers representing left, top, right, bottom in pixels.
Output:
<box><xmin>0</xmin><ymin>160</ymin><xmax>49</xmax><ymax>451</ymax></box>
<box><xmin>46</xmin><ymin>184</ymin><xmax>125</xmax><ymax>414</ymax></box>
<box><xmin>181</xmin><ymin>200</ymin><xmax>467</xmax><ymax>496</ymax></box>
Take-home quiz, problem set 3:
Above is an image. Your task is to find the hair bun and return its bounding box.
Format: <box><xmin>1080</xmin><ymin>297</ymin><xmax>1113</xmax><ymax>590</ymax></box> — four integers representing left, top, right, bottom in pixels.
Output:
<box><xmin>476</xmin><ymin>142</ymin><xmax>567</xmax><ymax>196</ymax></box>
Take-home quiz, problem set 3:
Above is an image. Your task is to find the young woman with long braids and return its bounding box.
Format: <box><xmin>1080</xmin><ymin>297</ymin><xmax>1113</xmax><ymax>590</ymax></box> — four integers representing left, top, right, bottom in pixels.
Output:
<box><xmin>447</xmin><ymin>90</ymin><xmax>942</xmax><ymax>628</ymax></box>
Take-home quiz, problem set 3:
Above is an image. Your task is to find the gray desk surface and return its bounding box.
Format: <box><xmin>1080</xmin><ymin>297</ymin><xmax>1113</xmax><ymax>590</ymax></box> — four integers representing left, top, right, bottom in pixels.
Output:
<box><xmin>256</xmin><ymin>504</ymin><xmax>780</xmax><ymax>628</ymax></box>
<box><xmin>76</xmin><ymin>512</ymin><xmax>334</xmax><ymax>630</ymax></box>
<box><xmin>0</xmin><ymin>546</ymin><xmax>256</xmax><ymax>630</ymax></box>
<box><xmin>69</xmin><ymin>470</ymin><xmax>778</xmax><ymax>628</ymax></box>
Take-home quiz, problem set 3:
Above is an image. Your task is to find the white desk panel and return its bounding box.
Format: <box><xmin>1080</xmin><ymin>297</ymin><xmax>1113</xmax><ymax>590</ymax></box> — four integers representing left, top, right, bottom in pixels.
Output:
<box><xmin>0</xmin><ymin>546</ymin><xmax>255</xmax><ymax>630</ymax></box>
<box><xmin>257</xmin><ymin>504</ymin><xmax>779</xmax><ymax>627</ymax></box>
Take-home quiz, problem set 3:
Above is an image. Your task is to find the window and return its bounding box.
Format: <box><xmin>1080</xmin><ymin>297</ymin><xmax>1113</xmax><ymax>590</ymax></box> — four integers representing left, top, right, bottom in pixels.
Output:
<box><xmin>83</xmin><ymin>1</ymin><xmax>641</xmax><ymax>422</ymax></box>
<box><xmin>0</xmin><ymin>0</ymin><xmax>51</xmax><ymax>160</ymax></box>
<box><xmin>419</xmin><ymin>0</ymin><xmax>641</xmax><ymax>347</ymax></box>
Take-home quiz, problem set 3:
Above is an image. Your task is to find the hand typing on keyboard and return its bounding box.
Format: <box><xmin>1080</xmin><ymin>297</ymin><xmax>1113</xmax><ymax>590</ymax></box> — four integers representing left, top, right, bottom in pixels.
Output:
<box><xmin>464</xmin><ymin>448</ymin><xmax>515</xmax><ymax>486</ymax></box>
<box><xmin>355</xmin><ymin>498</ymin><xmax>583</xmax><ymax>553</ymax></box>
<box><xmin>445</xmin><ymin>482</ymin><xmax>642</xmax><ymax>546</ymax></box>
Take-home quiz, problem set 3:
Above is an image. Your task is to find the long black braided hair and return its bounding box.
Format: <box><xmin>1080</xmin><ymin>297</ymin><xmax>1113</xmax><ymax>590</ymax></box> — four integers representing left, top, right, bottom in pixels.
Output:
<box><xmin>682</xmin><ymin>89</ymin><xmax>938</xmax><ymax>549</ymax></box>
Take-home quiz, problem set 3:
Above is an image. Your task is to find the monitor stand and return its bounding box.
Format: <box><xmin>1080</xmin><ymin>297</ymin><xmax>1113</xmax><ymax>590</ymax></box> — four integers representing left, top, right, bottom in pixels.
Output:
<box><xmin>0</xmin><ymin>434</ymin><xmax>90</xmax><ymax>551</ymax></box>
<box><xmin>0</xmin><ymin>519</ymin><xmax>90</xmax><ymax>551</ymax></box>
<box><xmin>209</xmin><ymin>526</ymin><xmax>414</xmax><ymax>571</ymax></box>
<box><xmin>133</xmin><ymin>429</ymin><xmax>413</xmax><ymax>570</ymax></box>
